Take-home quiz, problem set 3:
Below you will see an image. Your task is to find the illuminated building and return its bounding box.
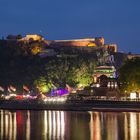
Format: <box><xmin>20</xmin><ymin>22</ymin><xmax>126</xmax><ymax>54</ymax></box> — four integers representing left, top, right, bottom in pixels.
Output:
<box><xmin>93</xmin><ymin>66</ymin><xmax>116</xmax><ymax>80</ymax></box>
<box><xmin>21</xmin><ymin>34</ymin><xmax>44</xmax><ymax>41</ymax></box>
<box><xmin>104</xmin><ymin>44</ymin><xmax>118</xmax><ymax>53</ymax></box>
<box><xmin>50</xmin><ymin>37</ymin><xmax>104</xmax><ymax>47</ymax></box>
<box><xmin>127</xmin><ymin>54</ymin><xmax>140</xmax><ymax>59</ymax></box>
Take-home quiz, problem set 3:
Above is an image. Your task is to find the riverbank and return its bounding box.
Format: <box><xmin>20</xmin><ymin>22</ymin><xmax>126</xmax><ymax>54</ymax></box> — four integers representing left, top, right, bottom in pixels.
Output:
<box><xmin>1</xmin><ymin>99</ymin><xmax>140</xmax><ymax>112</ymax></box>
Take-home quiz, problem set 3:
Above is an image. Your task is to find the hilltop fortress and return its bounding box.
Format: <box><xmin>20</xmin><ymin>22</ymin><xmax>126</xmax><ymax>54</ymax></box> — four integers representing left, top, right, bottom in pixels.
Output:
<box><xmin>4</xmin><ymin>34</ymin><xmax>118</xmax><ymax>53</ymax></box>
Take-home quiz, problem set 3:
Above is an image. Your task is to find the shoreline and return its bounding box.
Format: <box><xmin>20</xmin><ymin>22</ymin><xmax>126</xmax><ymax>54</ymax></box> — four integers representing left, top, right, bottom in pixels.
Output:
<box><xmin>1</xmin><ymin>99</ymin><xmax>140</xmax><ymax>112</ymax></box>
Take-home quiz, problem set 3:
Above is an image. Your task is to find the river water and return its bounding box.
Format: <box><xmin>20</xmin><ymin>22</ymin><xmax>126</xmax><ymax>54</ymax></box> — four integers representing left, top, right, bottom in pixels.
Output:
<box><xmin>0</xmin><ymin>110</ymin><xmax>140</xmax><ymax>140</ymax></box>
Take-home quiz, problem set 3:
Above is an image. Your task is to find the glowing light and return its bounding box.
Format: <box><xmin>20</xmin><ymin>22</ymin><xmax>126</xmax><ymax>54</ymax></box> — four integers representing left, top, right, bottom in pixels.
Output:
<box><xmin>94</xmin><ymin>76</ymin><xmax>97</xmax><ymax>83</ymax></box>
<box><xmin>107</xmin><ymin>82</ymin><xmax>111</xmax><ymax>88</ymax></box>
<box><xmin>71</xmin><ymin>90</ymin><xmax>77</xmax><ymax>93</ymax></box>
<box><xmin>26</xmin><ymin>94</ymin><xmax>30</xmax><ymax>97</ymax></box>
<box><xmin>16</xmin><ymin>95</ymin><xmax>24</xmax><ymax>100</ymax></box>
<box><xmin>5</xmin><ymin>96</ymin><xmax>10</xmax><ymax>100</ymax></box>
<box><xmin>44</xmin><ymin>97</ymin><xmax>67</xmax><ymax>103</ymax></box>
<box><xmin>9</xmin><ymin>93</ymin><xmax>16</xmax><ymax>97</ymax></box>
<box><xmin>96</xmin><ymin>84</ymin><xmax>100</xmax><ymax>88</ymax></box>
<box><xmin>111</xmin><ymin>82</ymin><xmax>114</xmax><ymax>87</ymax></box>
<box><xmin>51</xmin><ymin>89</ymin><xmax>69</xmax><ymax>96</ymax></box>
<box><xmin>130</xmin><ymin>92</ymin><xmax>136</xmax><ymax>99</ymax></box>
<box><xmin>88</xmin><ymin>42</ymin><xmax>97</xmax><ymax>47</ymax></box>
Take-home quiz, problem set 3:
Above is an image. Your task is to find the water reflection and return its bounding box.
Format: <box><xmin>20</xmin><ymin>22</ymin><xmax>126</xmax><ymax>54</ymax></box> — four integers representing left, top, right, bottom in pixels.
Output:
<box><xmin>124</xmin><ymin>112</ymin><xmax>138</xmax><ymax>140</ymax></box>
<box><xmin>0</xmin><ymin>110</ymin><xmax>17</xmax><ymax>140</ymax></box>
<box><xmin>89</xmin><ymin>111</ymin><xmax>140</xmax><ymax>140</ymax></box>
<box><xmin>0</xmin><ymin>110</ymin><xmax>66</xmax><ymax>140</ymax></box>
<box><xmin>1</xmin><ymin>110</ymin><xmax>140</xmax><ymax>140</ymax></box>
<box><xmin>46</xmin><ymin>111</ymin><xmax>65</xmax><ymax>140</ymax></box>
<box><xmin>89</xmin><ymin>112</ymin><xmax>101</xmax><ymax>140</ymax></box>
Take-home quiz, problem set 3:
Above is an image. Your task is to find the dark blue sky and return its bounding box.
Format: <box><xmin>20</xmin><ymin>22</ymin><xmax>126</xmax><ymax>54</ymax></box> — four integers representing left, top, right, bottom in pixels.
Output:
<box><xmin>0</xmin><ymin>0</ymin><xmax>140</xmax><ymax>53</ymax></box>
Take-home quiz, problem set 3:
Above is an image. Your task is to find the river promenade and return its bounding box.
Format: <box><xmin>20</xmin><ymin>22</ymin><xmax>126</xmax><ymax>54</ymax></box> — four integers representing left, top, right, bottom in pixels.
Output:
<box><xmin>1</xmin><ymin>98</ymin><xmax>140</xmax><ymax>112</ymax></box>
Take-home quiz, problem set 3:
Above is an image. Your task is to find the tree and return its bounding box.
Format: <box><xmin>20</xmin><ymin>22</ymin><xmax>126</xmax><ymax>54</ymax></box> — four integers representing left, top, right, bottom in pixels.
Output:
<box><xmin>34</xmin><ymin>76</ymin><xmax>53</xmax><ymax>93</ymax></box>
<box><xmin>119</xmin><ymin>58</ymin><xmax>140</xmax><ymax>94</ymax></box>
<box><xmin>44</xmin><ymin>55</ymin><xmax>96</xmax><ymax>90</ymax></box>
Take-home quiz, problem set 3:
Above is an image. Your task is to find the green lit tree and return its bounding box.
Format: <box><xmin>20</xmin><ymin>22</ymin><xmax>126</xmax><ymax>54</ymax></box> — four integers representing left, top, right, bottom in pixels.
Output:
<box><xmin>34</xmin><ymin>76</ymin><xmax>54</xmax><ymax>94</ymax></box>
<box><xmin>73</xmin><ymin>63</ymin><xmax>92</xmax><ymax>88</ymax></box>
<box><xmin>45</xmin><ymin>55</ymin><xmax>96</xmax><ymax>89</ymax></box>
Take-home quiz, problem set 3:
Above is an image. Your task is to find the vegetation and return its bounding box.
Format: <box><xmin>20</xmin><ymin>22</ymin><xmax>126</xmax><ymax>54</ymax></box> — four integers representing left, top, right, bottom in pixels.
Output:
<box><xmin>0</xmin><ymin>40</ymin><xmax>97</xmax><ymax>94</ymax></box>
<box><xmin>119</xmin><ymin>58</ymin><xmax>140</xmax><ymax>94</ymax></box>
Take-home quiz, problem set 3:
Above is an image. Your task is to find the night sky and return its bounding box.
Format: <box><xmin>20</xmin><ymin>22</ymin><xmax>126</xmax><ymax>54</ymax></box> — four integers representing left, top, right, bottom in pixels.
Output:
<box><xmin>0</xmin><ymin>0</ymin><xmax>140</xmax><ymax>53</ymax></box>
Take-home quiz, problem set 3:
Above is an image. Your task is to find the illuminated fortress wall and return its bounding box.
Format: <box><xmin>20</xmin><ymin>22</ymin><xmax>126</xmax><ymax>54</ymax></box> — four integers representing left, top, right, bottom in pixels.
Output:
<box><xmin>50</xmin><ymin>37</ymin><xmax>105</xmax><ymax>47</ymax></box>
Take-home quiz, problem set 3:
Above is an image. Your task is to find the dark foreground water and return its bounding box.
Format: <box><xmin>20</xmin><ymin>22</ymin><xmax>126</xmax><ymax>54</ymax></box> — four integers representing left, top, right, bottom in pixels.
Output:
<box><xmin>0</xmin><ymin>110</ymin><xmax>140</xmax><ymax>140</ymax></box>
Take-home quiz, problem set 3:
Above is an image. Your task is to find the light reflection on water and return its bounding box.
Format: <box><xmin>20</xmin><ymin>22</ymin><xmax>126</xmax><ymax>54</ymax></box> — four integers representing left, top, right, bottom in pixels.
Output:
<box><xmin>0</xmin><ymin>110</ymin><xmax>140</xmax><ymax>140</ymax></box>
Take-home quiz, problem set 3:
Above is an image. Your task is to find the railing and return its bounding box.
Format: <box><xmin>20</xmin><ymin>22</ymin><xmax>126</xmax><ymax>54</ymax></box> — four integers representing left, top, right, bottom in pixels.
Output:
<box><xmin>67</xmin><ymin>96</ymin><xmax>140</xmax><ymax>102</ymax></box>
